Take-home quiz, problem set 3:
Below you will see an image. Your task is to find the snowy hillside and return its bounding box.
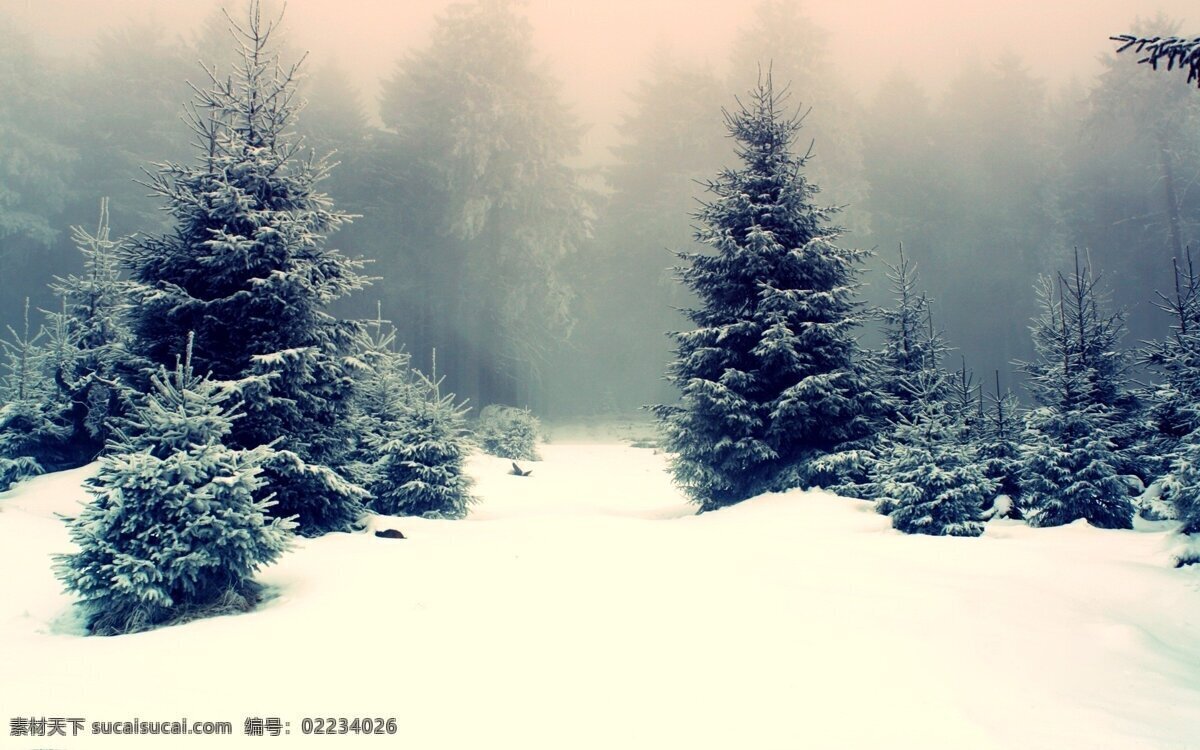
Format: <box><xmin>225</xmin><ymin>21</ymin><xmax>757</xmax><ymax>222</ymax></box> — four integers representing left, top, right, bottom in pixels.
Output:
<box><xmin>2</xmin><ymin>442</ymin><xmax>1199</xmax><ymax>749</ymax></box>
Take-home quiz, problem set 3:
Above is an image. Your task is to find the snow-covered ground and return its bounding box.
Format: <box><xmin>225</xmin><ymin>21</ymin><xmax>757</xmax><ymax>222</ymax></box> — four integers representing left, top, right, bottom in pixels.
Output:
<box><xmin>2</xmin><ymin>442</ymin><xmax>1199</xmax><ymax>749</ymax></box>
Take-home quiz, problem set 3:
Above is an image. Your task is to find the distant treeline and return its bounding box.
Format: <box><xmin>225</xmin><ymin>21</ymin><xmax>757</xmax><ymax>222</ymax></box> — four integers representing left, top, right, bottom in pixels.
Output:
<box><xmin>0</xmin><ymin>2</ymin><xmax>1196</xmax><ymax>414</ymax></box>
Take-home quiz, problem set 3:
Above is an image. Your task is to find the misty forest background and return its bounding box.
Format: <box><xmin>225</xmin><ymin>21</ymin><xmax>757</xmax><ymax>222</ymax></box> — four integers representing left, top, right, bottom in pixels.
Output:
<box><xmin>0</xmin><ymin>0</ymin><xmax>1196</xmax><ymax>418</ymax></box>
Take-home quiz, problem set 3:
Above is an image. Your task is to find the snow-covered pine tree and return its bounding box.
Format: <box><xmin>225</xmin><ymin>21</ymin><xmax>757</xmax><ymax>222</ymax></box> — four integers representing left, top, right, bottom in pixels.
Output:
<box><xmin>869</xmin><ymin>302</ymin><xmax>986</xmax><ymax>520</ymax></box>
<box><xmin>948</xmin><ymin>358</ymin><xmax>981</xmax><ymax>439</ymax></box>
<box><xmin>1143</xmin><ymin>251</ymin><xmax>1200</xmax><ymax>469</ymax></box>
<box><xmin>54</xmin><ymin>335</ymin><xmax>294</xmax><ymax>635</ymax></box>
<box><xmin>0</xmin><ymin>298</ymin><xmax>69</xmax><ymax>488</ymax></box>
<box><xmin>350</xmin><ymin>313</ymin><xmax>476</xmax><ymax>520</ymax></box>
<box><xmin>43</xmin><ymin>198</ymin><xmax>143</xmax><ymax>463</ymax></box>
<box><xmin>1020</xmin><ymin>405</ymin><xmax>1130</xmax><ymax>528</ymax></box>
<box><xmin>367</xmin><ymin>369</ymin><xmax>475</xmax><ymax>520</ymax></box>
<box><xmin>835</xmin><ymin>280</ymin><xmax>952</xmax><ymax>503</ymax></box>
<box><xmin>343</xmin><ymin>308</ymin><xmax>409</xmax><ymax>487</ymax></box>
<box><xmin>379</xmin><ymin>0</ymin><xmax>587</xmax><ymax>410</ymax></box>
<box><xmin>654</xmin><ymin>73</ymin><xmax>878</xmax><ymax>511</ymax></box>
<box><xmin>878</xmin><ymin>244</ymin><xmax>940</xmax><ymax>422</ymax></box>
<box><xmin>475</xmin><ymin>404</ymin><xmax>541</xmax><ymax>462</ymax></box>
<box><xmin>125</xmin><ymin>3</ymin><xmax>369</xmax><ymax>536</ymax></box>
<box><xmin>1143</xmin><ymin>250</ymin><xmax>1200</xmax><ymax>531</ymax></box>
<box><xmin>1163</xmin><ymin>438</ymin><xmax>1200</xmax><ymax>534</ymax></box>
<box><xmin>1017</xmin><ymin>257</ymin><xmax>1134</xmax><ymax>529</ymax></box>
<box><xmin>979</xmin><ymin>371</ymin><xmax>1023</xmax><ymax>513</ymax></box>
<box><xmin>872</xmin><ymin>369</ymin><xmax>992</xmax><ymax>536</ymax></box>
<box><xmin>0</xmin><ymin>453</ymin><xmax>42</xmax><ymax>494</ymax></box>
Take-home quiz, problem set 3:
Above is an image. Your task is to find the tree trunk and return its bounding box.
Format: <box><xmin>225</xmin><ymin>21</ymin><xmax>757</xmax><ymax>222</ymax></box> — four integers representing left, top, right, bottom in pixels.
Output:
<box><xmin>1158</xmin><ymin>130</ymin><xmax>1185</xmax><ymax>261</ymax></box>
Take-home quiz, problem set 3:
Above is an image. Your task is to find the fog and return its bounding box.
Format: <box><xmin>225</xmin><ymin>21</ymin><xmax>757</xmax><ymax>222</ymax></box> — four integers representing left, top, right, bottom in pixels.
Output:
<box><xmin>1</xmin><ymin>0</ymin><xmax>1198</xmax><ymax>416</ymax></box>
<box><xmin>10</xmin><ymin>0</ymin><xmax>1195</xmax><ymax>158</ymax></box>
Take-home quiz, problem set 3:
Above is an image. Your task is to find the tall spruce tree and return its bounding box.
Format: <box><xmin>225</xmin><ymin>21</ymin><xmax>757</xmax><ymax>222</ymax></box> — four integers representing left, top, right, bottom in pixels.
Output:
<box><xmin>1017</xmin><ymin>256</ymin><xmax>1134</xmax><ymax>529</ymax></box>
<box><xmin>125</xmin><ymin>4</ymin><xmax>369</xmax><ymax>535</ymax></box>
<box><xmin>1073</xmin><ymin>15</ymin><xmax>1200</xmax><ymax>347</ymax></box>
<box><xmin>729</xmin><ymin>1</ymin><xmax>869</xmax><ymax>236</ymax></box>
<box><xmin>655</xmin><ymin>74</ymin><xmax>877</xmax><ymax>511</ymax></box>
<box><xmin>0</xmin><ymin>14</ymin><xmax>75</xmax><ymax>279</ymax></box>
<box><xmin>379</xmin><ymin>0</ymin><xmax>587</xmax><ymax>410</ymax></box>
<box><xmin>552</xmin><ymin>51</ymin><xmax>728</xmax><ymax>414</ymax></box>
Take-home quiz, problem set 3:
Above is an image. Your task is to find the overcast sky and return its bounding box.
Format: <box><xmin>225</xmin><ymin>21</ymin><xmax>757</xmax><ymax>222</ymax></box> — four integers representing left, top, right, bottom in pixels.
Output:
<box><xmin>4</xmin><ymin>0</ymin><xmax>1196</xmax><ymax>158</ymax></box>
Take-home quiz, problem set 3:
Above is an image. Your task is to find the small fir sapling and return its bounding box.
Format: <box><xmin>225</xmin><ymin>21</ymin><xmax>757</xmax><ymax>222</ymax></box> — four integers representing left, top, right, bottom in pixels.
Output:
<box><xmin>43</xmin><ymin>198</ymin><xmax>144</xmax><ymax>462</ymax></box>
<box><xmin>367</xmin><ymin>370</ymin><xmax>475</xmax><ymax>519</ymax></box>
<box><xmin>475</xmin><ymin>404</ymin><xmax>541</xmax><ymax>462</ymax></box>
<box><xmin>1016</xmin><ymin>256</ymin><xmax>1134</xmax><ymax>529</ymax></box>
<box><xmin>979</xmin><ymin>371</ymin><xmax>1023</xmax><ymax>516</ymax></box>
<box><xmin>55</xmin><ymin>335</ymin><xmax>294</xmax><ymax>635</ymax></box>
<box><xmin>877</xmin><ymin>244</ymin><xmax>942</xmax><ymax>422</ymax></box>
<box><xmin>0</xmin><ymin>298</ymin><xmax>70</xmax><ymax>488</ymax></box>
<box><xmin>1144</xmin><ymin>251</ymin><xmax>1200</xmax><ymax>532</ymax></box>
<box><xmin>871</xmin><ymin>370</ymin><xmax>992</xmax><ymax>537</ymax></box>
<box><xmin>351</xmin><ymin>319</ymin><xmax>476</xmax><ymax>520</ymax></box>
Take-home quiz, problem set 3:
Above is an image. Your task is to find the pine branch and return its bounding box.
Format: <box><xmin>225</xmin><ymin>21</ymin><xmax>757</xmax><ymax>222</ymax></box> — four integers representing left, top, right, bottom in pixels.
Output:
<box><xmin>1113</xmin><ymin>34</ymin><xmax>1200</xmax><ymax>87</ymax></box>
